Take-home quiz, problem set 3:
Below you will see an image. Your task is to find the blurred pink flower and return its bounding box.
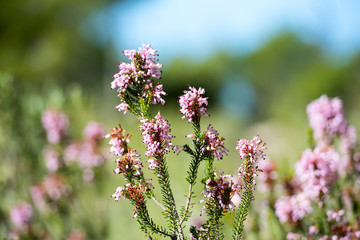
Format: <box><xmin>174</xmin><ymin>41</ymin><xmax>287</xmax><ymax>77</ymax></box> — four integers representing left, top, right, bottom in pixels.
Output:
<box><xmin>295</xmin><ymin>147</ymin><xmax>338</xmax><ymax>199</ymax></box>
<box><xmin>83</xmin><ymin>121</ymin><xmax>106</xmax><ymax>141</ymax></box>
<box><xmin>306</xmin><ymin>95</ymin><xmax>347</xmax><ymax>142</ymax></box>
<box><xmin>275</xmin><ymin>193</ymin><xmax>312</xmax><ymax>223</ymax></box>
<box><xmin>10</xmin><ymin>202</ymin><xmax>33</xmax><ymax>230</ymax></box>
<box><xmin>43</xmin><ymin>147</ymin><xmax>61</xmax><ymax>172</ymax></box>
<box><xmin>42</xmin><ymin>109</ymin><xmax>69</xmax><ymax>144</ymax></box>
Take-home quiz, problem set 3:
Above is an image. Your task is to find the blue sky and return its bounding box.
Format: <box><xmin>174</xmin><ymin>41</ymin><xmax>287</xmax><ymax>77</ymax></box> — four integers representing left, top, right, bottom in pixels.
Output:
<box><xmin>104</xmin><ymin>0</ymin><xmax>360</xmax><ymax>61</ymax></box>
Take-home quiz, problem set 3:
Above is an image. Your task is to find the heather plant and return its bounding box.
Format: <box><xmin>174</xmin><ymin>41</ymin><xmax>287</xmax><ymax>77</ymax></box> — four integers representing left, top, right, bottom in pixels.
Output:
<box><xmin>254</xmin><ymin>95</ymin><xmax>360</xmax><ymax>240</ymax></box>
<box><xmin>107</xmin><ymin>44</ymin><xmax>268</xmax><ymax>240</ymax></box>
<box><xmin>0</xmin><ymin>75</ymin><xmax>110</xmax><ymax>239</ymax></box>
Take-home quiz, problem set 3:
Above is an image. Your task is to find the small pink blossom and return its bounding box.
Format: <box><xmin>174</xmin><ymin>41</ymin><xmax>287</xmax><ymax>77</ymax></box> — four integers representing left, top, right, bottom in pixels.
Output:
<box><xmin>42</xmin><ymin>109</ymin><xmax>69</xmax><ymax>144</ymax></box>
<box><xmin>111</xmin><ymin>44</ymin><xmax>163</xmax><ymax>107</ymax></box>
<box><xmin>83</xmin><ymin>121</ymin><xmax>106</xmax><ymax>141</ymax></box>
<box><xmin>203</xmin><ymin>125</ymin><xmax>228</xmax><ymax>160</ymax></box>
<box><xmin>309</xmin><ymin>225</ymin><xmax>319</xmax><ymax>235</ymax></box>
<box><xmin>326</xmin><ymin>209</ymin><xmax>345</xmax><ymax>222</ymax></box>
<box><xmin>295</xmin><ymin>147</ymin><xmax>338</xmax><ymax>199</ymax></box>
<box><xmin>114</xmin><ymin>148</ymin><xmax>143</xmax><ymax>177</ymax></box>
<box><xmin>115</xmin><ymin>103</ymin><xmax>129</xmax><ymax>114</ymax></box>
<box><xmin>105</xmin><ymin>125</ymin><xmax>131</xmax><ymax>157</ymax></box>
<box><xmin>275</xmin><ymin>193</ymin><xmax>313</xmax><ymax>223</ymax></box>
<box><xmin>202</xmin><ymin>171</ymin><xmax>242</xmax><ymax>213</ymax></box>
<box><xmin>179</xmin><ymin>86</ymin><xmax>208</xmax><ymax>123</ymax></box>
<box><xmin>307</xmin><ymin>95</ymin><xmax>347</xmax><ymax>142</ymax></box>
<box><xmin>257</xmin><ymin>160</ymin><xmax>277</xmax><ymax>192</ymax></box>
<box><xmin>286</xmin><ymin>232</ymin><xmax>302</xmax><ymax>240</ymax></box>
<box><xmin>43</xmin><ymin>147</ymin><xmax>61</xmax><ymax>172</ymax></box>
<box><xmin>139</xmin><ymin>112</ymin><xmax>174</xmax><ymax>162</ymax></box>
<box><xmin>10</xmin><ymin>202</ymin><xmax>33</xmax><ymax>230</ymax></box>
<box><xmin>236</xmin><ymin>135</ymin><xmax>267</xmax><ymax>163</ymax></box>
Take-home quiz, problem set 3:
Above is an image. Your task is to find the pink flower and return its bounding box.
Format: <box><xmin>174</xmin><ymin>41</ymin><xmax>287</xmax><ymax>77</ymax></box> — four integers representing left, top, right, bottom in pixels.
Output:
<box><xmin>275</xmin><ymin>193</ymin><xmax>313</xmax><ymax>223</ymax></box>
<box><xmin>43</xmin><ymin>147</ymin><xmax>61</xmax><ymax>172</ymax></box>
<box><xmin>236</xmin><ymin>135</ymin><xmax>267</xmax><ymax>163</ymax></box>
<box><xmin>114</xmin><ymin>148</ymin><xmax>143</xmax><ymax>176</ymax></box>
<box><xmin>237</xmin><ymin>135</ymin><xmax>267</xmax><ymax>188</ymax></box>
<box><xmin>286</xmin><ymin>232</ymin><xmax>302</xmax><ymax>240</ymax></box>
<box><xmin>257</xmin><ymin>160</ymin><xmax>277</xmax><ymax>192</ymax></box>
<box><xmin>115</xmin><ymin>103</ymin><xmax>129</xmax><ymax>114</ymax></box>
<box><xmin>179</xmin><ymin>86</ymin><xmax>208</xmax><ymax>123</ymax></box>
<box><xmin>83</xmin><ymin>121</ymin><xmax>106</xmax><ymax>141</ymax></box>
<box><xmin>202</xmin><ymin>171</ymin><xmax>242</xmax><ymax>213</ymax></box>
<box><xmin>326</xmin><ymin>209</ymin><xmax>345</xmax><ymax>222</ymax></box>
<box><xmin>203</xmin><ymin>125</ymin><xmax>228</xmax><ymax>160</ymax></box>
<box><xmin>105</xmin><ymin>125</ymin><xmax>131</xmax><ymax>157</ymax></box>
<box><xmin>139</xmin><ymin>112</ymin><xmax>174</xmax><ymax>162</ymax></box>
<box><xmin>307</xmin><ymin>95</ymin><xmax>347</xmax><ymax>142</ymax></box>
<box><xmin>10</xmin><ymin>202</ymin><xmax>33</xmax><ymax>230</ymax></box>
<box><xmin>42</xmin><ymin>109</ymin><xmax>69</xmax><ymax>144</ymax></box>
<box><xmin>110</xmin><ymin>44</ymin><xmax>164</xmax><ymax>112</ymax></box>
<box><xmin>295</xmin><ymin>147</ymin><xmax>338</xmax><ymax>199</ymax></box>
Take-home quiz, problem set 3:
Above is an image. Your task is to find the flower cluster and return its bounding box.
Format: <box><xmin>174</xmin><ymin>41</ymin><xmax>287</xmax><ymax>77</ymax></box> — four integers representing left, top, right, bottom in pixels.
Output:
<box><xmin>307</xmin><ymin>95</ymin><xmax>347</xmax><ymax>142</ymax></box>
<box><xmin>186</xmin><ymin>125</ymin><xmax>228</xmax><ymax>160</ymax></box>
<box><xmin>257</xmin><ymin>159</ymin><xmax>277</xmax><ymax>192</ymax></box>
<box><xmin>202</xmin><ymin>172</ymin><xmax>242</xmax><ymax>213</ymax></box>
<box><xmin>113</xmin><ymin>148</ymin><xmax>142</xmax><ymax>177</ymax></box>
<box><xmin>236</xmin><ymin>135</ymin><xmax>267</xmax><ymax>163</ymax></box>
<box><xmin>105</xmin><ymin>124</ymin><xmax>131</xmax><ymax>157</ymax></box>
<box><xmin>237</xmin><ymin>135</ymin><xmax>267</xmax><ymax>186</ymax></box>
<box><xmin>275</xmin><ymin>193</ymin><xmax>313</xmax><ymax>223</ymax></box>
<box><xmin>30</xmin><ymin>174</ymin><xmax>72</xmax><ymax>212</ymax></box>
<box><xmin>10</xmin><ymin>202</ymin><xmax>33</xmax><ymax>231</ymax></box>
<box><xmin>111</xmin><ymin>44</ymin><xmax>165</xmax><ymax>114</ymax></box>
<box><xmin>42</xmin><ymin>109</ymin><xmax>69</xmax><ymax>144</ymax></box>
<box><xmin>295</xmin><ymin>147</ymin><xmax>338</xmax><ymax>200</ymax></box>
<box><xmin>139</xmin><ymin>112</ymin><xmax>174</xmax><ymax>163</ymax></box>
<box><xmin>179</xmin><ymin>86</ymin><xmax>209</xmax><ymax>123</ymax></box>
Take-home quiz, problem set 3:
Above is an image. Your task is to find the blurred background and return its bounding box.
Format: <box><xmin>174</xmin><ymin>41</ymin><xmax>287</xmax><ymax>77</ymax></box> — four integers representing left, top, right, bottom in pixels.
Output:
<box><xmin>1</xmin><ymin>0</ymin><xmax>360</xmax><ymax>239</ymax></box>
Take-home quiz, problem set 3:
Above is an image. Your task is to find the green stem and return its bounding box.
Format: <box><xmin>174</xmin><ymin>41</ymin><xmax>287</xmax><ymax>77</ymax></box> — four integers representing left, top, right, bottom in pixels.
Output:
<box><xmin>232</xmin><ymin>181</ymin><xmax>253</xmax><ymax>240</ymax></box>
<box><xmin>156</xmin><ymin>156</ymin><xmax>184</xmax><ymax>239</ymax></box>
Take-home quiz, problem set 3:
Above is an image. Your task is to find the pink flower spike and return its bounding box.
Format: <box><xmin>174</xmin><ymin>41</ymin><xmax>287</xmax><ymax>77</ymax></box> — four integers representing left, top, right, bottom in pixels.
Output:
<box><xmin>307</xmin><ymin>95</ymin><xmax>347</xmax><ymax>142</ymax></box>
<box><xmin>139</xmin><ymin>112</ymin><xmax>174</xmax><ymax>161</ymax></box>
<box><xmin>236</xmin><ymin>135</ymin><xmax>267</xmax><ymax>162</ymax></box>
<box><xmin>42</xmin><ymin>109</ymin><xmax>69</xmax><ymax>144</ymax></box>
<box><xmin>179</xmin><ymin>86</ymin><xmax>209</xmax><ymax>123</ymax></box>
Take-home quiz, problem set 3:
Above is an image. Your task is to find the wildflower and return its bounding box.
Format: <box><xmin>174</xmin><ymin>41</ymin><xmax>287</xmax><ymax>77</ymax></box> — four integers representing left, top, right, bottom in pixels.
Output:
<box><xmin>237</xmin><ymin>135</ymin><xmax>267</xmax><ymax>187</ymax></box>
<box><xmin>110</xmin><ymin>44</ymin><xmax>165</xmax><ymax>113</ymax></box>
<box><xmin>203</xmin><ymin>125</ymin><xmax>228</xmax><ymax>160</ymax></box>
<box><xmin>10</xmin><ymin>202</ymin><xmax>33</xmax><ymax>230</ymax></box>
<box><xmin>306</xmin><ymin>95</ymin><xmax>347</xmax><ymax>142</ymax></box>
<box><xmin>42</xmin><ymin>109</ymin><xmax>69</xmax><ymax>144</ymax></box>
<box><xmin>275</xmin><ymin>193</ymin><xmax>313</xmax><ymax>223</ymax></box>
<box><xmin>257</xmin><ymin>160</ymin><xmax>277</xmax><ymax>192</ymax></box>
<box><xmin>43</xmin><ymin>147</ymin><xmax>61</xmax><ymax>172</ymax></box>
<box><xmin>83</xmin><ymin>121</ymin><xmax>106</xmax><ymax>141</ymax></box>
<box><xmin>139</xmin><ymin>112</ymin><xmax>174</xmax><ymax>161</ymax></box>
<box><xmin>295</xmin><ymin>147</ymin><xmax>338</xmax><ymax>200</ymax></box>
<box><xmin>326</xmin><ymin>209</ymin><xmax>345</xmax><ymax>222</ymax></box>
<box><xmin>179</xmin><ymin>86</ymin><xmax>208</xmax><ymax>123</ymax></box>
<box><xmin>236</xmin><ymin>135</ymin><xmax>266</xmax><ymax>163</ymax></box>
<box><xmin>105</xmin><ymin>124</ymin><xmax>131</xmax><ymax>157</ymax></box>
<box><xmin>113</xmin><ymin>148</ymin><xmax>143</xmax><ymax>178</ymax></box>
<box><xmin>186</xmin><ymin>125</ymin><xmax>228</xmax><ymax>160</ymax></box>
<box><xmin>202</xmin><ymin>171</ymin><xmax>242</xmax><ymax>213</ymax></box>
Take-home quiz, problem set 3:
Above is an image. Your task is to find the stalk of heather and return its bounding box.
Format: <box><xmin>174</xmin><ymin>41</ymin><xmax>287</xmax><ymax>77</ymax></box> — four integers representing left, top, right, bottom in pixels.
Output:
<box><xmin>107</xmin><ymin>44</ymin><xmax>268</xmax><ymax>240</ymax></box>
